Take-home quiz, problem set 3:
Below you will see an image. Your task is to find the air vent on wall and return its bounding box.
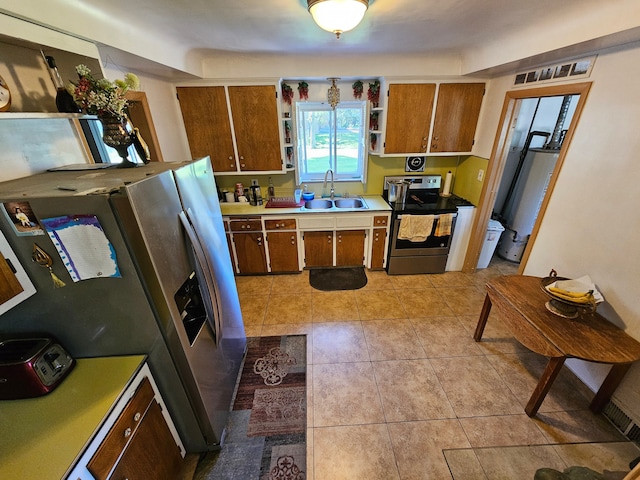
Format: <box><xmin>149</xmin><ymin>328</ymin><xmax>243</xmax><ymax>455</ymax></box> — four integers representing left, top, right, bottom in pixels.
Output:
<box><xmin>603</xmin><ymin>400</ymin><xmax>640</xmax><ymax>441</ymax></box>
<box><xmin>513</xmin><ymin>56</ymin><xmax>596</xmax><ymax>88</ymax></box>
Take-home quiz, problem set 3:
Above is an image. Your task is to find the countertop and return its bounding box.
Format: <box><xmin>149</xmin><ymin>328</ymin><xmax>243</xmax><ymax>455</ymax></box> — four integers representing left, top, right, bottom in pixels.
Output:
<box><xmin>0</xmin><ymin>355</ymin><xmax>145</xmax><ymax>480</ymax></box>
<box><xmin>220</xmin><ymin>195</ymin><xmax>391</xmax><ymax>216</ymax></box>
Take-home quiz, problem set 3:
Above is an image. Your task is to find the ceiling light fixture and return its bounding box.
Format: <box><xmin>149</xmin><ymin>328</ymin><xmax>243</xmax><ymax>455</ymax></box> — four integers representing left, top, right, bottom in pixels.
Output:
<box><xmin>327</xmin><ymin>77</ymin><xmax>340</xmax><ymax>109</ymax></box>
<box><xmin>307</xmin><ymin>0</ymin><xmax>369</xmax><ymax>39</ymax></box>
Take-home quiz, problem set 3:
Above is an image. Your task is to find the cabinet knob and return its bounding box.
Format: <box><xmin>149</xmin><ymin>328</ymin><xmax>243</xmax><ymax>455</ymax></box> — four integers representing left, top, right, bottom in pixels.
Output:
<box><xmin>230</xmin><ymin>164</ymin><xmax>235</xmax><ymax>168</ymax></box>
<box><xmin>134</xmin><ymin>412</ymin><xmax>141</xmax><ymax>422</ymax></box>
<box><xmin>124</xmin><ymin>427</ymin><xmax>132</xmax><ymax>438</ymax></box>
<box><xmin>241</xmin><ymin>163</ymin><xmax>246</xmax><ymax>168</ymax></box>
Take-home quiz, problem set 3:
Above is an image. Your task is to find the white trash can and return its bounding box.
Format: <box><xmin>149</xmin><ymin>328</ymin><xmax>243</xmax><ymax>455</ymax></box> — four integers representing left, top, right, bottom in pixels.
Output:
<box><xmin>477</xmin><ymin>219</ymin><xmax>505</xmax><ymax>269</ymax></box>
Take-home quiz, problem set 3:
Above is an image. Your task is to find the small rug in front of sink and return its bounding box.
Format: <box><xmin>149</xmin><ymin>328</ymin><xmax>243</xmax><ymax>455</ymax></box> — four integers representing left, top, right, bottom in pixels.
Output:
<box><xmin>309</xmin><ymin>266</ymin><xmax>368</xmax><ymax>291</ymax></box>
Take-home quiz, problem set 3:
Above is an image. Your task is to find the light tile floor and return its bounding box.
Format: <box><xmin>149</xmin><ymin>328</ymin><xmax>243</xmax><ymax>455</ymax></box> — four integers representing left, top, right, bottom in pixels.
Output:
<box><xmin>232</xmin><ymin>257</ymin><xmax>639</xmax><ymax>479</ymax></box>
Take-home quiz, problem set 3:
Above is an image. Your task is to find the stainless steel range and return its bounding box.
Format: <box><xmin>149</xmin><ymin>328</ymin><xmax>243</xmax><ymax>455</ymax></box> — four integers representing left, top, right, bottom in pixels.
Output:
<box><xmin>383</xmin><ymin>175</ymin><xmax>472</xmax><ymax>274</ymax></box>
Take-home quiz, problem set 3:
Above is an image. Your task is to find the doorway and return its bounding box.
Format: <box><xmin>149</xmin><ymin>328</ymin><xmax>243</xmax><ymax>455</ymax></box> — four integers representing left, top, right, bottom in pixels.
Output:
<box><xmin>462</xmin><ymin>82</ymin><xmax>592</xmax><ymax>274</ymax></box>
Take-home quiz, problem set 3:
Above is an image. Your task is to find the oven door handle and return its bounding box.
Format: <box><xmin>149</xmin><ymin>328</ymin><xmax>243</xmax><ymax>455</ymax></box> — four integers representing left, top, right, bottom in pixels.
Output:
<box><xmin>396</xmin><ymin>213</ymin><xmax>457</xmax><ymax>220</ymax></box>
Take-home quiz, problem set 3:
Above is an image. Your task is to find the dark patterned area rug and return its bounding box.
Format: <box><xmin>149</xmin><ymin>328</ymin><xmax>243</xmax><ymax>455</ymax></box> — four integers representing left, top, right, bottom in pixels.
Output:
<box><xmin>194</xmin><ymin>335</ymin><xmax>307</xmax><ymax>480</ymax></box>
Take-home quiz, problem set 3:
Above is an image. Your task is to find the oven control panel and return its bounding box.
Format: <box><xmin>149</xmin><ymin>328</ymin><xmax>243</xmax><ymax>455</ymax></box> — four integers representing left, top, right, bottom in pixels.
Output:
<box><xmin>383</xmin><ymin>175</ymin><xmax>442</xmax><ymax>191</ymax></box>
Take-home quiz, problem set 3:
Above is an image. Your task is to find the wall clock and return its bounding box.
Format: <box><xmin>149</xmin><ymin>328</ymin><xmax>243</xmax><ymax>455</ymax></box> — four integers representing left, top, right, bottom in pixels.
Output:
<box><xmin>0</xmin><ymin>74</ymin><xmax>11</xmax><ymax>112</ymax></box>
<box><xmin>405</xmin><ymin>156</ymin><xmax>425</xmax><ymax>172</ymax></box>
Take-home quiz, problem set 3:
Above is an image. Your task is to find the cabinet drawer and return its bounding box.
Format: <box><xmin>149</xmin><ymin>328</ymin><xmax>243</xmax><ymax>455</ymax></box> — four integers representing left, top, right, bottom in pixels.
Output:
<box><xmin>298</xmin><ymin>216</ymin><xmax>335</xmax><ymax>229</ymax></box>
<box><xmin>373</xmin><ymin>215</ymin><xmax>388</xmax><ymax>226</ymax></box>
<box><xmin>336</xmin><ymin>216</ymin><xmax>371</xmax><ymax>228</ymax></box>
<box><xmin>88</xmin><ymin>377</ymin><xmax>155</xmax><ymax>480</ymax></box>
<box><xmin>265</xmin><ymin>218</ymin><xmax>296</xmax><ymax>230</ymax></box>
<box><xmin>230</xmin><ymin>219</ymin><xmax>262</xmax><ymax>231</ymax></box>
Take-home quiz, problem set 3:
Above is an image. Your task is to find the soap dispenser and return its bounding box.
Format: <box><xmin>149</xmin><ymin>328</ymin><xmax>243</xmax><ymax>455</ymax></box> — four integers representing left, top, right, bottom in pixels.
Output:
<box><xmin>301</xmin><ymin>184</ymin><xmax>315</xmax><ymax>201</ymax></box>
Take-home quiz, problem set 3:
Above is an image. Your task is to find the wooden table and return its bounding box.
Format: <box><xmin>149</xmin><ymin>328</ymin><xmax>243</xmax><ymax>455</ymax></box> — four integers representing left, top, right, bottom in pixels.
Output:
<box><xmin>474</xmin><ymin>275</ymin><xmax>640</xmax><ymax>417</ymax></box>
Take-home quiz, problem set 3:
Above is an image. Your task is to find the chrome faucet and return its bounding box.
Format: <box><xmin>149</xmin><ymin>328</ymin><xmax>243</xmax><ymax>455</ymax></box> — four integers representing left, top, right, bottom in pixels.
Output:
<box><xmin>323</xmin><ymin>169</ymin><xmax>335</xmax><ymax>199</ymax></box>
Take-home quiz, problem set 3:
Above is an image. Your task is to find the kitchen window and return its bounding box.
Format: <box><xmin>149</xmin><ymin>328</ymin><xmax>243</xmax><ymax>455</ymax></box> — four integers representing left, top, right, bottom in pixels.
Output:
<box><xmin>296</xmin><ymin>101</ymin><xmax>367</xmax><ymax>184</ymax></box>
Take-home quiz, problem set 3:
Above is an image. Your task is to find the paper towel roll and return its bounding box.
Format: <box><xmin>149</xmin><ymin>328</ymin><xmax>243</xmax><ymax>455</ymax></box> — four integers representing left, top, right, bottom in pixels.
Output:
<box><xmin>441</xmin><ymin>171</ymin><xmax>452</xmax><ymax>197</ymax></box>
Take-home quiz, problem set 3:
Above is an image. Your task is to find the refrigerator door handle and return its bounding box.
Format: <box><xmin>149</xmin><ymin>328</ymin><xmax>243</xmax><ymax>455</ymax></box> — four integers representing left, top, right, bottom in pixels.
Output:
<box><xmin>178</xmin><ymin>210</ymin><xmax>222</xmax><ymax>346</ymax></box>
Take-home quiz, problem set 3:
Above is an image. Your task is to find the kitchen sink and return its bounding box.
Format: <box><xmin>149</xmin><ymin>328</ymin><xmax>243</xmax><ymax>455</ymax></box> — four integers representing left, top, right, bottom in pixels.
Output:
<box><xmin>302</xmin><ymin>197</ymin><xmax>368</xmax><ymax>210</ymax></box>
<box><xmin>334</xmin><ymin>198</ymin><xmax>365</xmax><ymax>209</ymax></box>
<box><xmin>304</xmin><ymin>199</ymin><xmax>333</xmax><ymax>209</ymax></box>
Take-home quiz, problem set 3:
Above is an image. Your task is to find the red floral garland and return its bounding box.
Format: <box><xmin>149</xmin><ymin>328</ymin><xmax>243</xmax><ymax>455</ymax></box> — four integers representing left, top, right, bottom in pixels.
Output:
<box><xmin>282</xmin><ymin>83</ymin><xmax>294</xmax><ymax>105</ymax></box>
<box><xmin>298</xmin><ymin>81</ymin><xmax>309</xmax><ymax>101</ymax></box>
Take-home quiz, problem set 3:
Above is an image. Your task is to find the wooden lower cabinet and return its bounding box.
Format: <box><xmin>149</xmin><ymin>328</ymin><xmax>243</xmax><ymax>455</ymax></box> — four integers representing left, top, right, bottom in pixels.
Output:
<box><xmin>304</xmin><ymin>230</ymin><xmax>366</xmax><ymax>267</ymax></box>
<box><xmin>225</xmin><ymin>214</ymin><xmax>389</xmax><ymax>273</ymax></box>
<box><xmin>88</xmin><ymin>377</ymin><xmax>182</xmax><ymax>480</ymax></box>
<box><xmin>336</xmin><ymin>230</ymin><xmax>366</xmax><ymax>266</ymax></box>
<box><xmin>370</xmin><ymin>228</ymin><xmax>387</xmax><ymax>269</ymax></box>
<box><xmin>108</xmin><ymin>401</ymin><xmax>182</xmax><ymax>480</ymax></box>
<box><xmin>267</xmin><ymin>231</ymin><xmax>299</xmax><ymax>272</ymax></box>
<box><xmin>233</xmin><ymin>232</ymin><xmax>268</xmax><ymax>273</ymax></box>
<box><xmin>304</xmin><ymin>231</ymin><xmax>333</xmax><ymax>267</ymax></box>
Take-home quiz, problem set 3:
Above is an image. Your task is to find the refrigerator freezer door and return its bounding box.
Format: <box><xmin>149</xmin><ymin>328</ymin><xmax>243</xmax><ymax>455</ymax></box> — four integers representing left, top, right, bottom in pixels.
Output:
<box><xmin>119</xmin><ymin>170</ymin><xmax>233</xmax><ymax>447</ymax></box>
<box><xmin>179</xmin><ymin>209</ymin><xmax>222</xmax><ymax>344</ymax></box>
<box><xmin>172</xmin><ymin>158</ymin><xmax>246</xmax><ymax>348</ymax></box>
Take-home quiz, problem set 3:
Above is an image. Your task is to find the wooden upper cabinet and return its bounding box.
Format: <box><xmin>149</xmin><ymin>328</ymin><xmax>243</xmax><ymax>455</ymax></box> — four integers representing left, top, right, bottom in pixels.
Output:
<box><xmin>228</xmin><ymin>85</ymin><xmax>282</xmax><ymax>172</ymax></box>
<box><xmin>431</xmin><ymin>83</ymin><xmax>485</xmax><ymax>153</ymax></box>
<box><xmin>176</xmin><ymin>86</ymin><xmax>236</xmax><ymax>172</ymax></box>
<box><xmin>384</xmin><ymin>84</ymin><xmax>435</xmax><ymax>154</ymax></box>
<box><xmin>177</xmin><ymin>85</ymin><xmax>282</xmax><ymax>173</ymax></box>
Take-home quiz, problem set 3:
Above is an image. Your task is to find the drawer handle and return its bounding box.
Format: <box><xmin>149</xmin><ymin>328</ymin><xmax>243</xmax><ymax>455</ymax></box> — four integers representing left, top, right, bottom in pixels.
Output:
<box><xmin>134</xmin><ymin>412</ymin><xmax>141</xmax><ymax>422</ymax></box>
<box><xmin>124</xmin><ymin>427</ymin><xmax>132</xmax><ymax>438</ymax></box>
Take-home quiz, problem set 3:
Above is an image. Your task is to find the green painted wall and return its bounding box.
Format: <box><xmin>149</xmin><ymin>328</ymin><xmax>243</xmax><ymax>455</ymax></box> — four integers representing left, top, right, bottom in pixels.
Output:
<box><xmin>215</xmin><ymin>154</ymin><xmax>488</xmax><ymax>203</ymax></box>
<box><xmin>453</xmin><ymin>155</ymin><xmax>489</xmax><ymax>206</ymax></box>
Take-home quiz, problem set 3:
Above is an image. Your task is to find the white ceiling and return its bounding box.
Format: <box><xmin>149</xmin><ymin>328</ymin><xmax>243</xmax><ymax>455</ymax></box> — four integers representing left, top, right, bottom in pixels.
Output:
<box><xmin>3</xmin><ymin>0</ymin><xmax>639</xmax><ymax>78</ymax></box>
<box><xmin>89</xmin><ymin>0</ymin><xmax>608</xmax><ymax>55</ymax></box>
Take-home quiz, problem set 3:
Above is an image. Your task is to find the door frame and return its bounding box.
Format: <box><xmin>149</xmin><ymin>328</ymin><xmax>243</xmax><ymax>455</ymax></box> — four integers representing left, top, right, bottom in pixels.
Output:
<box><xmin>462</xmin><ymin>82</ymin><xmax>592</xmax><ymax>273</ymax></box>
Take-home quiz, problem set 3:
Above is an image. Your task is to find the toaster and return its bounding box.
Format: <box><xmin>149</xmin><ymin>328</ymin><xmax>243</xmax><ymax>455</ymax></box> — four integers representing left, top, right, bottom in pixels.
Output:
<box><xmin>0</xmin><ymin>337</ymin><xmax>75</xmax><ymax>400</ymax></box>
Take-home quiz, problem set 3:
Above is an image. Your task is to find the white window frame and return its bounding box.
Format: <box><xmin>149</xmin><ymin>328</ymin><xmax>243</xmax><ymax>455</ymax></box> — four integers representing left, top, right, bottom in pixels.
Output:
<box><xmin>295</xmin><ymin>101</ymin><xmax>367</xmax><ymax>185</ymax></box>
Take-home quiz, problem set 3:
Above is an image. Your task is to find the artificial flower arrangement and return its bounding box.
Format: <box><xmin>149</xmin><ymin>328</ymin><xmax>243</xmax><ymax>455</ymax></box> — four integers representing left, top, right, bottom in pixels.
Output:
<box><xmin>298</xmin><ymin>81</ymin><xmax>309</xmax><ymax>101</ymax></box>
<box><xmin>66</xmin><ymin>65</ymin><xmax>140</xmax><ymax>117</ymax></box>
<box><xmin>367</xmin><ymin>80</ymin><xmax>380</xmax><ymax>106</ymax></box>
<box><xmin>352</xmin><ymin>80</ymin><xmax>363</xmax><ymax>99</ymax></box>
<box><xmin>281</xmin><ymin>82</ymin><xmax>294</xmax><ymax>105</ymax></box>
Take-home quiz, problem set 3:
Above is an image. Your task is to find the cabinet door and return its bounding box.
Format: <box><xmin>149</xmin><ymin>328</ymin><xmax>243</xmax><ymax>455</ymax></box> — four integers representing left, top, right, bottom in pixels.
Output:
<box><xmin>304</xmin><ymin>231</ymin><xmax>333</xmax><ymax>268</ymax></box>
<box><xmin>370</xmin><ymin>228</ymin><xmax>387</xmax><ymax>270</ymax></box>
<box><xmin>384</xmin><ymin>84</ymin><xmax>435</xmax><ymax>154</ymax></box>
<box><xmin>336</xmin><ymin>230</ymin><xmax>366</xmax><ymax>267</ymax></box>
<box><xmin>431</xmin><ymin>83</ymin><xmax>485</xmax><ymax>152</ymax></box>
<box><xmin>267</xmin><ymin>231</ymin><xmax>299</xmax><ymax>272</ymax></box>
<box><xmin>88</xmin><ymin>378</ymin><xmax>156</xmax><ymax>480</ymax></box>
<box><xmin>109</xmin><ymin>401</ymin><xmax>183</xmax><ymax>480</ymax></box>
<box><xmin>228</xmin><ymin>85</ymin><xmax>282</xmax><ymax>172</ymax></box>
<box><xmin>233</xmin><ymin>232</ymin><xmax>268</xmax><ymax>273</ymax></box>
<box><xmin>0</xmin><ymin>257</ymin><xmax>23</xmax><ymax>305</ymax></box>
<box><xmin>176</xmin><ymin>86</ymin><xmax>236</xmax><ymax>172</ymax></box>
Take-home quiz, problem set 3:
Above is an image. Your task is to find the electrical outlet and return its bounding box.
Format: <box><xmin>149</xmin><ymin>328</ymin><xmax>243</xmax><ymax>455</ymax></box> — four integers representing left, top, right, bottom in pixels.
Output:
<box><xmin>477</xmin><ymin>169</ymin><xmax>485</xmax><ymax>182</ymax></box>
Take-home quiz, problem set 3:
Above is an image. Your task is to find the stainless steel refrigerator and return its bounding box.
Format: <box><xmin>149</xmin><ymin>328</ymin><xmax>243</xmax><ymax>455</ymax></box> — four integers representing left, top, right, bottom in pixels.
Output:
<box><xmin>0</xmin><ymin>157</ymin><xmax>246</xmax><ymax>452</ymax></box>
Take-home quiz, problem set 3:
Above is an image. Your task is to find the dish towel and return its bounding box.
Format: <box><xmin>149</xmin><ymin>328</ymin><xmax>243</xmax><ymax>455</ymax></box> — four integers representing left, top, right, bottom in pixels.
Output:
<box><xmin>398</xmin><ymin>214</ymin><xmax>435</xmax><ymax>242</ymax></box>
<box><xmin>435</xmin><ymin>213</ymin><xmax>454</xmax><ymax>237</ymax></box>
